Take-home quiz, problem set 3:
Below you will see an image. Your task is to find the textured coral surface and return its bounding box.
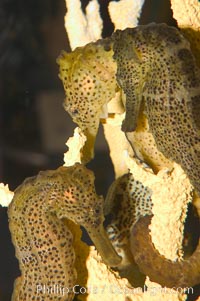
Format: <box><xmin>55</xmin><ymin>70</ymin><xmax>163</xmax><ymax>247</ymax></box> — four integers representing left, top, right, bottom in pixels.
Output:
<box><xmin>171</xmin><ymin>0</ymin><xmax>200</xmax><ymax>66</ymax></box>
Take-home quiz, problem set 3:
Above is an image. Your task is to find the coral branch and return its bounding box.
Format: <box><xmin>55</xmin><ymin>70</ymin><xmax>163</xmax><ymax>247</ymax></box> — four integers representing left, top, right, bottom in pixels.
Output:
<box><xmin>108</xmin><ymin>0</ymin><xmax>145</xmax><ymax>30</ymax></box>
<box><xmin>64</xmin><ymin>0</ymin><xmax>102</xmax><ymax>50</ymax></box>
<box><xmin>0</xmin><ymin>183</ymin><xmax>13</xmax><ymax>207</ymax></box>
<box><xmin>63</xmin><ymin>127</ymin><xmax>87</xmax><ymax>166</ymax></box>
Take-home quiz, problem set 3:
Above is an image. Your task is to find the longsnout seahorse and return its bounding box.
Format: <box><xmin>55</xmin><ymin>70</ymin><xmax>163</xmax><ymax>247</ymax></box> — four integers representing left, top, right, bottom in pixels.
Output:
<box><xmin>57</xmin><ymin>39</ymin><xmax>118</xmax><ymax>163</ymax></box>
<box><xmin>8</xmin><ymin>163</ymin><xmax>121</xmax><ymax>301</ymax></box>
<box><xmin>112</xmin><ymin>23</ymin><xmax>200</xmax><ymax>196</ymax></box>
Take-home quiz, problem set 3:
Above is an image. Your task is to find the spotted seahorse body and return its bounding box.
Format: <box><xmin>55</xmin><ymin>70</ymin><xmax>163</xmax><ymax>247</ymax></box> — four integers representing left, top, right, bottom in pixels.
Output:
<box><xmin>8</xmin><ymin>164</ymin><xmax>121</xmax><ymax>301</ymax></box>
<box><xmin>112</xmin><ymin>23</ymin><xmax>200</xmax><ymax>195</ymax></box>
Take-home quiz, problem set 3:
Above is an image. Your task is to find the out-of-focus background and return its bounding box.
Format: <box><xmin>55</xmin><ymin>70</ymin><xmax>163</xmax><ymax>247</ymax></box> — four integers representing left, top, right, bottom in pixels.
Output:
<box><xmin>0</xmin><ymin>1</ymin><xmax>199</xmax><ymax>300</ymax></box>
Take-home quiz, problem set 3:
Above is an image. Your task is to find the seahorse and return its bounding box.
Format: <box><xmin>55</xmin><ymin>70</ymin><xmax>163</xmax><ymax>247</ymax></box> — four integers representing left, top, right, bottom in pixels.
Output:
<box><xmin>8</xmin><ymin>163</ymin><xmax>121</xmax><ymax>301</ymax></box>
<box><xmin>112</xmin><ymin>23</ymin><xmax>200</xmax><ymax>196</ymax></box>
<box><xmin>57</xmin><ymin>39</ymin><xmax>118</xmax><ymax>163</ymax></box>
<box><xmin>105</xmin><ymin>172</ymin><xmax>200</xmax><ymax>288</ymax></box>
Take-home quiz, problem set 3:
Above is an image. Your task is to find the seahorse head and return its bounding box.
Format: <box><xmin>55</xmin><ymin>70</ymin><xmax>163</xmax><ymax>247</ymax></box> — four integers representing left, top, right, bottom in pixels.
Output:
<box><xmin>45</xmin><ymin>163</ymin><xmax>122</xmax><ymax>267</ymax></box>
<box><xmin>57</xmin><ymin>39</ymin><xmax>117</xmax><ymax>163</ymax></box>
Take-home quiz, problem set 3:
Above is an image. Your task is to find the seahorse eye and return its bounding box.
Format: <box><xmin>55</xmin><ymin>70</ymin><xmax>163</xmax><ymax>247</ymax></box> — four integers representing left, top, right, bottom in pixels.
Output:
<box><xmin>95</xmin><ymin>208</ymin><xmax>100</xmax><ymax>214</ymax></box>
<box><xmin>71</xmin><ymin>109</ymin><xmax>79</xmax><ymax>115</ymax></box>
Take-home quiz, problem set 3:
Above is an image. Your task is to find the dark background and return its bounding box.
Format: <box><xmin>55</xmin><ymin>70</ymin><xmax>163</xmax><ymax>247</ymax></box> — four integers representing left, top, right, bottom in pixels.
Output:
<box><xmin>0</xmin><ymin>0</ymin><xmax>199</xmax><ymax>300</ymax></box>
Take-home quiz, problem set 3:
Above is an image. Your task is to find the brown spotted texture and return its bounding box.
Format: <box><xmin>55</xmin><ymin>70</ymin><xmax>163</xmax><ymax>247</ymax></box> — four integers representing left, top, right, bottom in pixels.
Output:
<box><xmin>8</xmin><ymin>164</ymin><xmax>121</xmax><ymax>301</ymax></box>
<box><xmin>131</xmin><ymin>215</ymin><xmax>200</xmax><ymax>287</ymax></box>
<box><xmin>105</xmin><ymin>173</ymin><xmax>152</xmax><ymax>252</ymax></box>
<box><xmin>104</xmin><ymin>173</ymin><xmax>152</xmax><ymax>287</ymax></box>
<box><xmin>57</xmin><ymin>39</ymin><xmax>118</xmax><ymax>163</ymax></box>
<box><xmin>112</xmin><ymin>23</ymin><xmax>200</xmax><ymax>196</ymax></box>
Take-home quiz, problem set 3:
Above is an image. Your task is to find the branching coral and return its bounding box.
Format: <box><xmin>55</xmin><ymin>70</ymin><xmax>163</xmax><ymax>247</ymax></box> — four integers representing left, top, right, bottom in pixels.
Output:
<box><xmin>63</xmin><ymin>127</ymin><xmax>87</xmax><ymax>166</ymax></box>
<box><xmin>64</xmin><ymin>0</ymin><xmax>102</xmax><ymax>50</ymax></box>
<box><xmin>108</xmin><ymin>0</ymin><xmax>145</xmax><ymax>30</ymax></box>
<box><xmin>0</xmin><ymin>183</ymin><xmax>13</xmax><ymax>207</ymax></box>
<box><xmin>64</xmin><ymin>0</ymin><xmax>145</xmax><ymax>50</ymax></box>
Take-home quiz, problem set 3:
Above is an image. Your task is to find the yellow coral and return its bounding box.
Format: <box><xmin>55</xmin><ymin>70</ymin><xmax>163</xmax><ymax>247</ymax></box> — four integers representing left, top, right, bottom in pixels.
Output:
<box><xmin>0</xmin><ymin>183</ymin><xmax>13</xmax><ymax>207</ymax></box>
<box><xmin>171</xmin><ymin>0</ymin><xmax>200</xmax><ymax>66</ymax></box>
<box><xmin>63</xmin><ymin>127</ymin><xmax>87</xmax><ymax>166</ymax></box>
<box><xmin>64</xmin><ymin>0</ymin><xmax>102</xmax><ymax>50</ymax></box>
<box><xmin>108</xmin><ymin>0</ymin><xmax>145</xmax><ymax>30</ymax></box>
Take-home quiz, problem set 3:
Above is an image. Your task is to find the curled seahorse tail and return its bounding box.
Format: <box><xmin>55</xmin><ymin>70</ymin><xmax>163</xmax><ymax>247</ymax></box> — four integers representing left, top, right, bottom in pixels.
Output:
<box><xmin>130</xmin><ymin>215</ymin><xmax>200</xmax><ymax>288</ymax></box>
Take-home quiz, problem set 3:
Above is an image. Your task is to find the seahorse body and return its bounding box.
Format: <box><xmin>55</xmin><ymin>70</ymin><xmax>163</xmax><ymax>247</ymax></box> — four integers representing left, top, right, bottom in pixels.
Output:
<box><xmin>112</xmin><ymin>23</ymin><xmax>200</xmax><ymax>195</ymax></box>
<box><xmin>8</xmin><ymin>164</ymin><xmax>121</xmax><ymax>301</ymax></box>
